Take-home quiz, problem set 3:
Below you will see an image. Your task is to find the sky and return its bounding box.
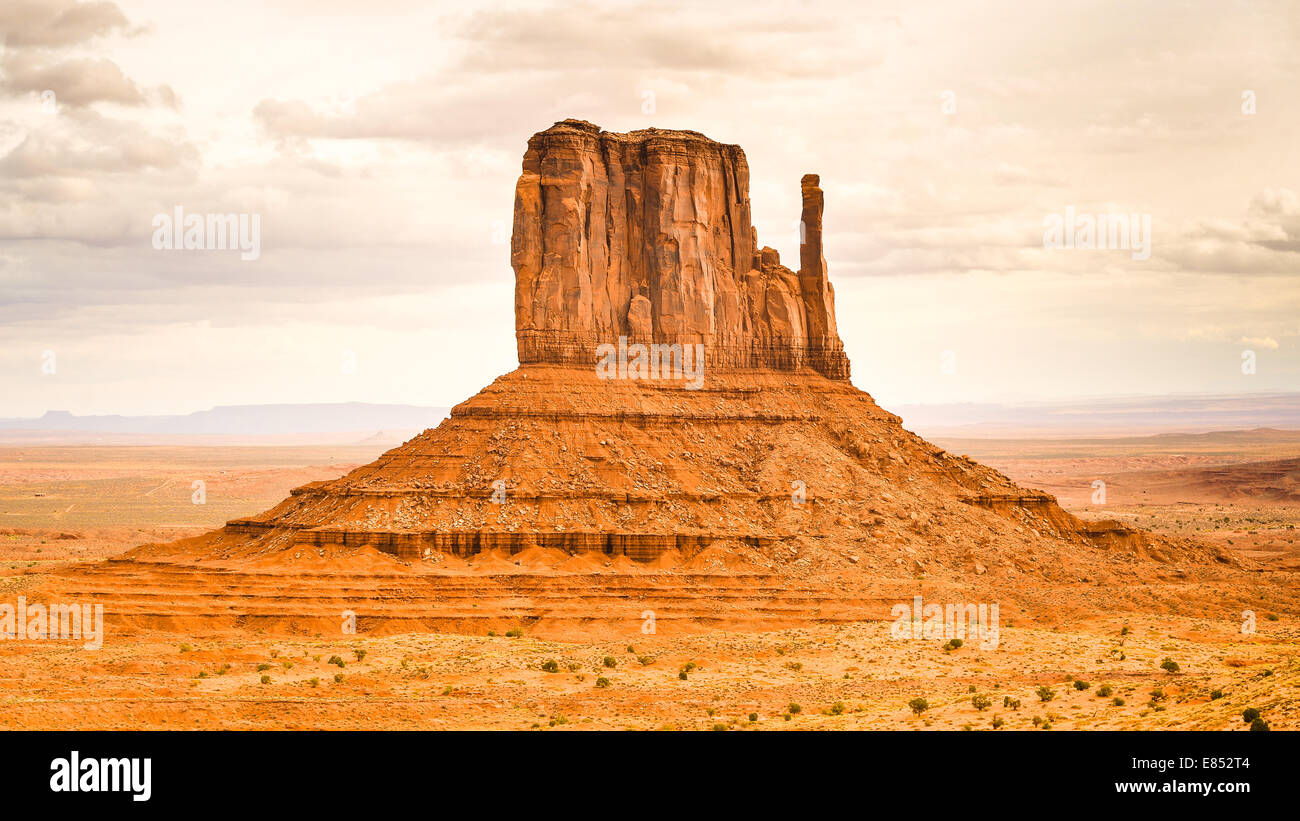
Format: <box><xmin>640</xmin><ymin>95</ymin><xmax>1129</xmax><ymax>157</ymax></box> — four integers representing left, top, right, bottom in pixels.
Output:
<box><xmin>0</xmin><ymin>0</ymin><xmax>1297</xmax><ymax>418</ymax></box>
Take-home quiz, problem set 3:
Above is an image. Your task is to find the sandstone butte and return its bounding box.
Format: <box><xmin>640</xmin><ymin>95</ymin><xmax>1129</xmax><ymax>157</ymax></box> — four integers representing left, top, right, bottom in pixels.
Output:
<box><xmin>44</xmin><ymin>120</ymin><xmax>1240</xmax><ymax>637</ymax></box>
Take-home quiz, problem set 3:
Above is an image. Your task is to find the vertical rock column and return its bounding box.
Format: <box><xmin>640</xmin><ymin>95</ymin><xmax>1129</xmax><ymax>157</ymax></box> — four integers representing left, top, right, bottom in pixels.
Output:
<box><xmin>797</xmin><ymin>174</ymin><xmax>848</xmax><ymax>379</ymax></box>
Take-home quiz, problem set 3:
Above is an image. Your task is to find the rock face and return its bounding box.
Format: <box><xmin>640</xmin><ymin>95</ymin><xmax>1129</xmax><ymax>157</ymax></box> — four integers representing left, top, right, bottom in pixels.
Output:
<box><xmin>512</xmin><ymin>119</ymin><xmax>849</xmax><ymax>379</ymax></box>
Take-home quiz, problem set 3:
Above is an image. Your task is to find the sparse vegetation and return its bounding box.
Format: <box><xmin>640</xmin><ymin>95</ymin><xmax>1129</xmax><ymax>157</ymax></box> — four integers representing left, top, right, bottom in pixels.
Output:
<box><xmin>1037</xmin><ymin>686</ymin><xmax>1055</xmax><ymax>702</ymax></box>
<box><xmin>972</xmin><ymin>694</ymin><xmax>991</xmax><ymax>711</ymax></box>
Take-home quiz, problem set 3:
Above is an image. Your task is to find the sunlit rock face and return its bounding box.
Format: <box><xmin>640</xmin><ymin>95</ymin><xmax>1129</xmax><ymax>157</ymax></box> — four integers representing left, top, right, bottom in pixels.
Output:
<box><xmin>511</xmin><ymin>119</ymin><xmax>849</xmax><ymax>379</ymax></box>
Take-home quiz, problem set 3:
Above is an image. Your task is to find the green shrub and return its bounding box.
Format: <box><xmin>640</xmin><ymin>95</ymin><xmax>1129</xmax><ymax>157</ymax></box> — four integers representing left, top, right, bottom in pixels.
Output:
<box><xmin>908</xmin><ymin>698</ymin><xmax>928</xmax><ymax>716</ymax></box>
<box><xmin>595</xmin><ymin>677</ymin><xmax>610</xmax><ymax>688</ymax></box>
<box><xmin>1249</xmin><ymin>718</ymin><xmax>1270</xmax><ymax>732</ymax></box>
<box><xmin>1210</xmin><ymin>689</ymin><xmax>1224</xmax><ymax>700</ymax></box>
<box><xmin>1036</xmin><ymin>686</ymin><xmax>1055</xmax><ymax>702</ymax></box>
<box><xmin>972</xmin><ymin>694</ymin><xmax>992</xmax><ymax>711</ymax></box>
<box><xmin>1112</xmin><ymin>696</ymin><xmax>1125</xmax><ymax>706</ymax></box>
<box><xmin>991</xmin><ymin>715</ymin><xmax>1005</xmax><ymax>729</ymax></box>
<box><xmin>354</xmin><ymin>649</ymin><xmax>366</xmax><ymax>662</ymax></box>
<box><xmin>1160</xmin><ymin>657</ymin><xmax>1180</xmax><ymax>673</ymax></box>
<box><xmin>328</xmin><ymin>655</ymin><xmax>346</xmax><ymax>668</ymax></box>
<box><xmin>1096</xmin><ymin>684</ymin><xmax>1113</xmax><ymax>697</ymax></box>
<box><xmin>505</xmin><ymin>628</ymin><xmax>523</xmax><ymax>638</ymax></box>
<box><xmin>829</xmin><ymin>701</ymin><xmax>845</xmax><ymax>715</ymax></box>
<box><xmin>540</xmin><ymin>659</ymin><xmax>560</xmax><ymax>673</ymax></box>
<box><xmin>603</xmin><ymin>656</ymin><xmax>617</xmax><ymax>668</ymax></box>
<box><xmin>748</xmin><ymin>713</ymin><xmax>758</xmax><ymax>722</ymax></box>
<box><xmin>788</xmin><ymin>702</ymin><xmax>802</xmax><ymax>715</ymax></box>
<box><xmin>1073</xmin><ymin>680</ymin><xmax>1090</xmax><ymax>691</ymax></box>
<box><xmin>260</xmin><ymin>675</ymin><xmax>271</xmax><ymax>684</ymax></box>
<box><xmin>1242</xmin><ymin>707</ymin><xmax>1260</xmax><ymax>724</ymax></box>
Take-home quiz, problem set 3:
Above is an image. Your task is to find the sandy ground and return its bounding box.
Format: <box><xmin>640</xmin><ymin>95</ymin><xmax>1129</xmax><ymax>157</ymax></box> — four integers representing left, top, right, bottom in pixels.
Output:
<box><xmin>1</xmin><ymin>433</ymin><xmax>1297</xmax><ymax>730</ymax></box>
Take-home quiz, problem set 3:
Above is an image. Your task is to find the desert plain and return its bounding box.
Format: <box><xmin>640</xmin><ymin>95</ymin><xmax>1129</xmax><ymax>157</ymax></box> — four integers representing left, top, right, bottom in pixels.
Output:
<box><xmin>1</xmin><ymin>426</ymin><xmax>1295</xmax><ymax>731</ymax></box>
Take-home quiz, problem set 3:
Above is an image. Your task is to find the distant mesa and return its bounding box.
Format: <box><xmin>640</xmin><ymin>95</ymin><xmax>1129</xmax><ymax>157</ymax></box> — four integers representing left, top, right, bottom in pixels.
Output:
<box><xmin>0</xmin><ymin>404</ymin><xmax>449</xmax><ymax>437</ymax></box>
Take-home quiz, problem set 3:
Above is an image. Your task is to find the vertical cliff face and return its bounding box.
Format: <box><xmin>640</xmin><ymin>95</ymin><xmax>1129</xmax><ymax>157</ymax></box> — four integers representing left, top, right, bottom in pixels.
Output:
<box><xmin>511</xmin><ymin>119</ymin><xmax>849</xmax><ymax>379</ymax></box>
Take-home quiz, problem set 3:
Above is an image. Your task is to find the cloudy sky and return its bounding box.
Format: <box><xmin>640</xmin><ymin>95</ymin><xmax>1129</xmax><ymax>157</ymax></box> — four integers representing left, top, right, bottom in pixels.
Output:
<box><xmin>1</xmin><ymin>0</ymin><xmax>1297</xmax><ymax>418</ymax></box>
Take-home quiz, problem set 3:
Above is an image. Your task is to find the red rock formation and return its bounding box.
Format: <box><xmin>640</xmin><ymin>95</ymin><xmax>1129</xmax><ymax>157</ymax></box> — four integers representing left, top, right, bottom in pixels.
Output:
<box><xmin>512</xmin><ymin>119</ymin><xmax>849</xmax><ymax>379</ymax></box>
<box><xmin>39</xmin><ymin>119</ymin><xmax>1229</xmax><ymax>638</ymax></box>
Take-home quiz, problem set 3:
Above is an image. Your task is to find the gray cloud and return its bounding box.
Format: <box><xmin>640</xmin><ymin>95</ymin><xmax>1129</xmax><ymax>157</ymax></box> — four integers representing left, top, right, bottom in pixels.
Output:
<box><xmin>0</xmin><ymin>1</ymin><xmax>134</xmax><ymax>49</ymax></box>
<box><xmin>0</xmin><ymin>53</ymin><xmax>179</xmax><ymax>108</ymax></box>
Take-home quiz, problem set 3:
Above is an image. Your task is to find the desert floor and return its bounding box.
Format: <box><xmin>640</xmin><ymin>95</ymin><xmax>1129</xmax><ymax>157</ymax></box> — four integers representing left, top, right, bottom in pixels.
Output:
<box><xmin>1</xmin><ymin>430</ymin><xmax>1297</xmax><ymax>730</ymax></box>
